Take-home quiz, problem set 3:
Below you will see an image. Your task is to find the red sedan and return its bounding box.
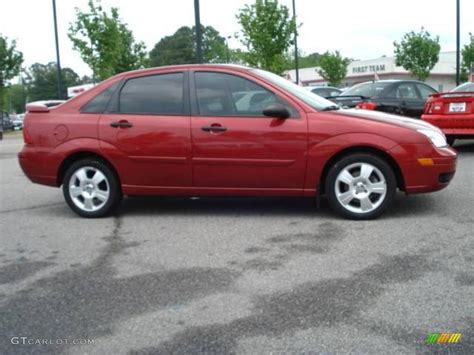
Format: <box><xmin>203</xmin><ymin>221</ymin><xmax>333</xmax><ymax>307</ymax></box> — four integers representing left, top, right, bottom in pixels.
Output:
<box><xmin>19</xmin><ymin>65</ymin><xmax>457</xmax><ymax>219</ymax></box>
<box><xmin>422</xmin><ymin>82</ymin><xmax>474</xmax><ymax>145</ymax></box>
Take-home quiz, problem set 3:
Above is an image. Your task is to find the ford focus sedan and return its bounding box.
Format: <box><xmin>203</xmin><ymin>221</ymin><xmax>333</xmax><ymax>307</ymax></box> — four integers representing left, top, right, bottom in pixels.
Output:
<box><xmin>19</xmin><ymin>65</ymin><xmax>457</xmax><ymax>219</ymax></box>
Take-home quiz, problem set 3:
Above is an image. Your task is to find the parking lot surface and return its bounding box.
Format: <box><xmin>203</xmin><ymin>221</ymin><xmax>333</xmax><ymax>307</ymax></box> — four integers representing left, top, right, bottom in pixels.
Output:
<box><xmin>0</xmin><ymin>134</ymin><xmax>473</xmax><ymax>354</ymax></box>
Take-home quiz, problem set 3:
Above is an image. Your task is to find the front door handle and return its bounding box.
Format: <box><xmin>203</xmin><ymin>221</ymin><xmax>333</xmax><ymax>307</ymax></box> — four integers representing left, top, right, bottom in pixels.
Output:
<box><xmin>110</xmin><ymin>120</ymin><xmax>133</xmax><ymax>128</ymax></box>
<box><xmin>201</xmin><ymin>124</ymin><xmax>227</xmax><ymax>132</ymax></box>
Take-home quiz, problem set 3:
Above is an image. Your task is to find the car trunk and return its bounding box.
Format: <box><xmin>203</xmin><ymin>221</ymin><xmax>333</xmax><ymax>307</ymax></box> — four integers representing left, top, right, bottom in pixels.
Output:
<box><xmin>424</xmin><ymin>92</ymin><xmax>474</xmax><ymax>130</ymax></box>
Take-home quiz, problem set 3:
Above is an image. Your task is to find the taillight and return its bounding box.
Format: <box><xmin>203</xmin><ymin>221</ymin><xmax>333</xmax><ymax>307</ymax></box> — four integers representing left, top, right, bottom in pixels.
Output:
<box><xmin>22</xmin><ymin>116</ymin><xmax>33</xmax><ymax>145</ymax></box>
<box><xmin>432</xmin><ymin>102</ymin><xmax>443</xmax><ymax>113</ymax></box>
<box><xmin>356</xmin><ymin>101</ymin><xmax>377</xmax><ymax>110</ymax></box>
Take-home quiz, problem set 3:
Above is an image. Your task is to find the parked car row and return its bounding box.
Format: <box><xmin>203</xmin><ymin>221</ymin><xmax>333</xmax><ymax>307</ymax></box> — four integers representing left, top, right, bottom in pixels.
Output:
<box><xmin>306</xmin><ymin>80</ymin><xmax>474</xmax><ymax>145</ymax></box>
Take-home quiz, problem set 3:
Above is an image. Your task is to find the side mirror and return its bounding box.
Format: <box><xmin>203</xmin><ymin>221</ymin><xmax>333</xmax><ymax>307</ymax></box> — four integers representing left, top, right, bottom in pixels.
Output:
<box><xmin>262</xmin><ymin>103</ymin><xmax>291</xmax><ymax>119</ymax></box>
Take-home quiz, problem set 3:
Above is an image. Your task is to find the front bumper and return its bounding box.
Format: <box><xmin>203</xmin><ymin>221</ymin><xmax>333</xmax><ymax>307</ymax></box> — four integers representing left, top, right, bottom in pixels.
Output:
<box><xmin>389</xmin><ymin>144</ymin><xmax>457</xmax><ymax>194</ymax></box>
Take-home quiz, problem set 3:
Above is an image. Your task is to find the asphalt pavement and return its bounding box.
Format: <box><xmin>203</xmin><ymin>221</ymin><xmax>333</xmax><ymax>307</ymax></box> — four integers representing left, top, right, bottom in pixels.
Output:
<box><xmin>0</xmin><ymin>133</ymin><xmax>473</xmax><ymax>354</ymax></box>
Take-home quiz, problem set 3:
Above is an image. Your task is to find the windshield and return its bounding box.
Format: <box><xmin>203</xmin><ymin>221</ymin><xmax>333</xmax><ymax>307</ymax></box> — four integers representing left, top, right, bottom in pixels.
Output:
<box><xmin>452</xmin><ymin>82</ymin><xmax>474</xmax><ymax>92</ymax></box>
<box><xmin>341</xmin><ymin>82</ymin><xmax>391</xmax><ymax>97</ymax></box>
<box><xmin>252</xmin><ymin>69</ymin><xmax>336</xmax><ymax>111</ymax></box>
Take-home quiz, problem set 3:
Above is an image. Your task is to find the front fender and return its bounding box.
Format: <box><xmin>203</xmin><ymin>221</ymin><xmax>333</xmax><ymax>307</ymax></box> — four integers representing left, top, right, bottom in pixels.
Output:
<box><xmin>304</xmin><ymin>132</ymin><xmax>399</xmax><ymax>191</ymax></box>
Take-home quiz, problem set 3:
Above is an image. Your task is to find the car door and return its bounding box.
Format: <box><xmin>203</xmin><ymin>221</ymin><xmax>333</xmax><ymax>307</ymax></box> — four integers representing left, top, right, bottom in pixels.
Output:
<box><xmin>98</xmin><ymin>71</ymin><xmax>192</xmax><ymax>188</ymax></box>
<box><xmin>380</xmin><ymin>82</ymin><xmax>422</xmax><ymax>118</ymax></box>
<box><xmin>190</xmin><ymin>70</ymin><xmax>307</xmax><ymax>192</ymax></box>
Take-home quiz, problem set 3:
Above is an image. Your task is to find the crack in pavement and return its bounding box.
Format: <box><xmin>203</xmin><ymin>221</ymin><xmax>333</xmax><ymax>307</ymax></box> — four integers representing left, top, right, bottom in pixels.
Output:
<box><xmin>0</xmin><ymin>214</ymin><xmax>240</xmax><ymax>354</ymax></box>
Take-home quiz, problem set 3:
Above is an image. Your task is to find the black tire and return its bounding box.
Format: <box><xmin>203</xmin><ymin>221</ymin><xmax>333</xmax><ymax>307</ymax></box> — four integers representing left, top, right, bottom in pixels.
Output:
<box><xmin>62</xmin><ymin>158</ymin><xmax>122</xmax><ymax>218</ymax></box>
<box><xmin>325</xmin><ymin>153</ymin><xmax>397</xmax><ymax>220</ymax></box>
<box><xmin>446</xmin><ymin>135</ymin><xmax>456</xmax><ymax>146</ymax></box>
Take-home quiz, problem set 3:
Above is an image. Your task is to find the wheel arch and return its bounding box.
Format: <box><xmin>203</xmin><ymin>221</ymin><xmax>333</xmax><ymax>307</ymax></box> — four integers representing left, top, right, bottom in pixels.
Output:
<box><xmin>319</xmin><ymin>146</ymin><xmax>405</xmax><ymax>194</ymax></box>
<box><xmin>57</xmin><ymin>151</ymin><xmax>121</xmax><ymax>187</ymax></box>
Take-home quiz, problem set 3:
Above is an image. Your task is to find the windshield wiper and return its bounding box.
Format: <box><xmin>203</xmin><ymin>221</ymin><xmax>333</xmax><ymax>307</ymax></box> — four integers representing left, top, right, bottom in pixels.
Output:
<box><xmin>321</xmin><ymin>105</ymin><xmax>340</xmax><ymax>111</ymax></box>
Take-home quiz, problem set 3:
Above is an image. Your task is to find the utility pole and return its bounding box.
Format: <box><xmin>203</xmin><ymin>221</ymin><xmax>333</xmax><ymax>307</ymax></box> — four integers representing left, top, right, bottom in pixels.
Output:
<box><xmin>292</xmin><ymin>0</ymin><xmax>299</xmax><ymax>85</ymax></box>
<box><xmin>194</xmin><ymin>0</ymin><xmax>203</xmax><ymax>64</ymax></box>
<box><xmin>456</xmin><ymin>0</ymin><xmax>460</xmax><ymax>85</ymax></box>
<box><xmin>52</xmin><ymin>0</ymin><xmax>63</xmax><ymax>99</ymax></box>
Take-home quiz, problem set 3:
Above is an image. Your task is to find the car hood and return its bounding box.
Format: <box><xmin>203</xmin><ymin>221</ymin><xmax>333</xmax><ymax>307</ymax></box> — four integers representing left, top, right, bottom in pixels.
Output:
<box><xmin>336</xmin><ymin>108</ymin><xmax>441</xmax><ymax>132</ymax></box>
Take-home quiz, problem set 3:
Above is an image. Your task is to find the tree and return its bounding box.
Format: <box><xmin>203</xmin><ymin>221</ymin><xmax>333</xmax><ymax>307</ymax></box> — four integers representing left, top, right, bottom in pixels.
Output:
<box><xmin>394</xmin><ymin>28</ymin><xmax>440</xmax><ymax>81</ymax></box>
<box><xmin>460</xmin><ymin>33</ymin><xmax>474</xmax><ymax>82</ymax></box>
<box><xmin>149</xmin><ymin>25</ymin><xmax>227</xmax><ymax>67</ymax></box>
<box><xmin>68</xmin><ymin>0</ymin><xmax>146</xmax><ymax>81</ymax></box>
<box><xmin>0</xmin><ymin>35</ymin><xmax>23</xmax><ymax>113</ymax></box>
<box><xmin>236</xmin><ymin>0</ymin><xmax>296</xmax><ymax>74</ymax></box>
<box><xmin>24</xmin><ymin>62</ymin><xmax>81</xmax><ymax>101</ymax></box>
<box><xmin>4</xmin><ymin>83</ymin><xmax>27</xmax><ymax>113</ymax></box>
<box><xmin>317</xmin><ymin>51</ymin><xmax>350</xmax><ymax>87</ymax></box>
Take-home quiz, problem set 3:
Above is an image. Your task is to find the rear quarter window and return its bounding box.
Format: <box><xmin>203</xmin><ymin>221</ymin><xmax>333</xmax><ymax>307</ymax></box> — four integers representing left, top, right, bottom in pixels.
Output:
<box><xmin>81</xmin><ymin>82</ymin><xmax>120</xmax><ymax>113</ymax></box>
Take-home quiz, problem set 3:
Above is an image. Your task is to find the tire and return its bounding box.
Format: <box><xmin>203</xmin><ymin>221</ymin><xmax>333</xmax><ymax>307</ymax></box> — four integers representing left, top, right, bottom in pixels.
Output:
<box><xmin>62</xmin><ymin>158</ymin><xmax>122</xmax><ymax>218</ymax></box>
<box><xmin>446</xmin><ymin>135</ymin><xmax>456</xmax><ymax>146</ymax></box>
<box><xmin>325</xmin><ymin>154</ymin><xmax>397</xmax><ymax>220</ymax></box>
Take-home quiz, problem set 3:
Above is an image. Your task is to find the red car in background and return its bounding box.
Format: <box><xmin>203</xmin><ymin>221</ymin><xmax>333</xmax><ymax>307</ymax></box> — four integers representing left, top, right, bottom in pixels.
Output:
<box><xmin>19</xmin><ymin>65</ymin><xmax>457</xmax><ymax>219</ymax></box>
<box><xmin>422</xmin><ymin>82</ymin><xmax>474</xmax><ymax>145</ymax></box>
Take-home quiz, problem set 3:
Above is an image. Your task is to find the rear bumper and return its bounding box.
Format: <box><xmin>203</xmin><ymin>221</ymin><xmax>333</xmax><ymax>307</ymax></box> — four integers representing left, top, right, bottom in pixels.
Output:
<box><xmin>18</xmin><ymin>146</ymin><xmax>58</xmax><ymax>186</ymax></box>
<box><xmin>422</xmin><ymin>114</ymin><xmax>474</xmax><ymax>136</ymax></box>
<box><xmin>389</xmin><ymin>144</ymin><xmax>457</xmax><ymax>194</ymax></box>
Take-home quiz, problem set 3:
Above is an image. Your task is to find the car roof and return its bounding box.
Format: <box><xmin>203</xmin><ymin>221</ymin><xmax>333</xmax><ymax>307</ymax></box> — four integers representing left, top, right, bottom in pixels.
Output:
<box><xmin>119</xmin><ymin>64</ymin><xmax>253</xmax><ymax>77</ymax></box>
<box><xmin>355</xmin><ymin>79</ymin><xmax>430</xmax><ymax>85</ymax></box>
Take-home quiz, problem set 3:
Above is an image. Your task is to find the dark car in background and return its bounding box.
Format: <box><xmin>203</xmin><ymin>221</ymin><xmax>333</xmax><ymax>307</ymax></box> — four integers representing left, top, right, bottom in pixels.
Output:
<box><xmin>422</xmin><ymin>81</ymin><xmax>474</xmax><ymax>145</ymax></box>
<box><xmin>306</xmin><ymin>86</ymin><xmax>342</xmax><ymax>98</ymax></box>
<box><xmin>330</xmin><ymin>80</ymin><xmax>437</xmax><ymax>118</ymax></box>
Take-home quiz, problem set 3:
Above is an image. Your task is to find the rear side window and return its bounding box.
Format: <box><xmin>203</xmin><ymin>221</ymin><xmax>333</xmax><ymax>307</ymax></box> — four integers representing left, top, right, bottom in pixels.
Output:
<box><xmin>416</xmin><ymin>84</ymin><xmax>436</xmax><ymax>100</ymax></box>
<box><xmin>119</xmin><ymin>73</ymin><xmax>184</xmax><ymax>115</ymax></box>
<box><xmin>81</xmin><ymin>82</ymin><xmax>120</xmax><ymax>113</ymax></box>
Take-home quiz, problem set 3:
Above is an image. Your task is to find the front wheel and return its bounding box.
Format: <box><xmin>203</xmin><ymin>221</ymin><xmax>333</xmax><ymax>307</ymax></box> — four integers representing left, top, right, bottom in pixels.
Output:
<box><xmin>63</xmin><ymin>159</ymin><xmax>122</xmax><ymax>218</ymax></box>
<box><xmin>325</xmin><ymin>154</ymin><xmax>397</xmax><ymax>220</ymax></box>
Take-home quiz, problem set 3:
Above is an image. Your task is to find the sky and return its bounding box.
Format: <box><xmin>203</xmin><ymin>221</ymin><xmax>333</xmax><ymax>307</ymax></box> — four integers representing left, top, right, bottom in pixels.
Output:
<box><xmin>1</xmin><ymin>0</ymin><xmax>473</xmax><ymax>78</ymax></box>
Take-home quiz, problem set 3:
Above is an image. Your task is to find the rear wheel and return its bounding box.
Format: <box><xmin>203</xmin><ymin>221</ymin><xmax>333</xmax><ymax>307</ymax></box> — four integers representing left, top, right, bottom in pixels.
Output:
<box><xmin>325</xmin><ymin>154</ymin><xmax>397</xmax><ymax>220</ymax></box>
<box><xmin>63</xmin><ymin>159</ymin><xmax>122</xmax><ymax>218</ymax></box>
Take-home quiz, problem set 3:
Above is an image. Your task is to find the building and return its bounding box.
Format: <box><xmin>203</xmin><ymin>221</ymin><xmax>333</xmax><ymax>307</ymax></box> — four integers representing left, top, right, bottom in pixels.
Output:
<box><xmin>286</xmin><ymin>51</ymin><xmax>459</xmax><ymax>92</ymax></box>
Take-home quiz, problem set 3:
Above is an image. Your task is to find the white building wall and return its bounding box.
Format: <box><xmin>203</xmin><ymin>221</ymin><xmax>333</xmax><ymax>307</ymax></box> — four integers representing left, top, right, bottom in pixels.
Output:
<box><xmin>286</xmin><ymin>52</ymin><xmax>458</xmax><ymax>91</ymax></box>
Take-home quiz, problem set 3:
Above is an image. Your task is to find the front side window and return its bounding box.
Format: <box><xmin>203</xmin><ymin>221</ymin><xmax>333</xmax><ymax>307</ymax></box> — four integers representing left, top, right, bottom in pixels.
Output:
<box><xmin>394</xmin><ymin>83</ymin><xmax>419</xmax><ymax>99</ymax></box>
<box><xmin>119</xmin><ymin>73</ymin><xmax>184</xmax><ymax>115</ymax></box>
<box><xmin>195</xmin><ymin>72</ymin><xmax>296</xmax><ymax>117</ymax></box>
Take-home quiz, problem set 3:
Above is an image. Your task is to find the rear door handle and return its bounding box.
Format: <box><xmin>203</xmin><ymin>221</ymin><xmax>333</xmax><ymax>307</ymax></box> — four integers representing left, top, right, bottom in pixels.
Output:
<box><xmin>110</xmin><ymin>120</ymin><xmax>133</xmax><ymax>128</ymax></box>
<box><xmin>201</xmin><ymin>124</ymin><xmax>227</xmax><ymax>132</ymax></box>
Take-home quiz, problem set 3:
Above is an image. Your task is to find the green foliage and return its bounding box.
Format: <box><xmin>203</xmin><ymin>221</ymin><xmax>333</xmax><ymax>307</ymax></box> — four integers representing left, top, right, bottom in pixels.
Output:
<box><xmin>236</xmin><ymin>0</ymin><xmax>296</xmax><ymax>74</ymax></box>
<box><xmin>460</xmin><ymin>33</ymin><xmax>474</xmax><ymax>82</ymax></box>
<box><xmin>68</xmin><ymin>0</ymin><xmax>146</xmax><ymax>81</ymax></box>
<box><xmin>0</xmin><ymin>35</ymin><xmax>23</xmax><ymax>112</ymax></box>
<box><xmin>299</xmin><ymin>52</ymin><xmax>322</xmax><ymax>69</ymax></box>
<box><xmin>4</xmin><ymin>83</ymin><xmax>27</xmax><ymax>113</ymax></box>
<box><xmin>394</xmin><ymin>28</ymin><xmax>440</xmax><ymax>81</ymax></box>
<box><xmin>24</xmin><ymin>62</ymin><xmax>81</xmax><ymax>101</ymax></box>
<box><xmin>149</xmin><ymin>25</ymin><xmax>227</xmax><ymax>67</ymax></box>
<box><xmin>317</xmin><ymin>51</ymin><xmax>350</xmax><ymax>87</ymax></box>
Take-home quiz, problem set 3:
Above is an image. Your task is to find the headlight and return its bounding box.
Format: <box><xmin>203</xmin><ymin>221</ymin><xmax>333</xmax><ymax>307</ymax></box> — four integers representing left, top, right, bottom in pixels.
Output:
<box><xmin>417</xmin><ymin>129</ymin><xmax>447</xmax><ymax>148</ymax></box>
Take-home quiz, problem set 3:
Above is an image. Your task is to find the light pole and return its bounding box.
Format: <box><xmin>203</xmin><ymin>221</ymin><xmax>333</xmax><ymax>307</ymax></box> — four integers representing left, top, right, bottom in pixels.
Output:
<box><xmin>456</xmin><ymin>0</ymin><xmax>460</xmax><ymax>85</ymax></box>
<box><xmin>225</xmin><ymin>36</ymin><xmax>231</xmax><ymax>63</ymax></box>
<box><xmin>194</xmin><ymin>0</ymin><xmax>203</xmax><ymax>63</ymax></box>
<box><xmin>52</xmin><ymin>0</ymin><xmax>63</xmax><ymax>99</ymax></box>
<box><xmin>292</xmin><ymin>0</ymin><xmax>299</xmax><ymax>85</ymax></box>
